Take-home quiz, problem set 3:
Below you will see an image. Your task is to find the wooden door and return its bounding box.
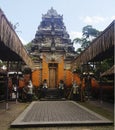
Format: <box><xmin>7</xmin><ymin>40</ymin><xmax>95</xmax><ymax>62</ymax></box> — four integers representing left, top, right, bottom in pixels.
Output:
<box><xmin>49</xmin><ymin>63</ymin><xmax>57</xmax><ymax>88</ymax></box>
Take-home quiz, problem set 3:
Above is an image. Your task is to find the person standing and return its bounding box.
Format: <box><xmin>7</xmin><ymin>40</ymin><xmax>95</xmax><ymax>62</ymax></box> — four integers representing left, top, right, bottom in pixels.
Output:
<box><xmin>41</xmin><ymin>79</ymin><xmax>48</xmax><ymax>98</ymax></box>
<box><xmin>42</xmin><ymin>79</ymin><xmax>48</xmax><ymax>88</ymax></box>
<box><xmin>58</xmin><ymin>80</ymin><xmax>65</xmax><ymax>98</ymax></box>
<box><xmin>22</xmin><ymin>68</ymin><xmax>33</xmax><ymax>102</ymax></box>
<box><xmin>26</xmin><ymin>79</ymin><xmax>33</xmax><ymax>102</ymax></box>
<box><xmin>12</xmin><ymin>73</ymin><xmax>17</xmax><ymax>99</ymax></box>
<box><xmin>85</xmin><ymin>75</ymin><xmax>92</xmax><ymax>100</ymax></box>
<box><xmin>72</xmin><ymin>81</ymin><xmax>80</xmax><ymax>101</ymax></box>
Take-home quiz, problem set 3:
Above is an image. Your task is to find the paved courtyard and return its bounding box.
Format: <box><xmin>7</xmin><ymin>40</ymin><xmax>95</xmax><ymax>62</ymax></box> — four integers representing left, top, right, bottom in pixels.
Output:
<box><xmin>0</xmin><ymin>101</ymin><xmax>114</xmax><ymax>130</ymax></box>
<box><xmin>11</xmin><ymin>101</ymin><xmax>112</xmax><ymax>127</ymax></box>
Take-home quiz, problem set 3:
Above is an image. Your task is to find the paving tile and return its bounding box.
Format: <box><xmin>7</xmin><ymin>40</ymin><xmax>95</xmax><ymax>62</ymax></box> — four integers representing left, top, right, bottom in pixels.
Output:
<box><xmin>11</xmin><ymin>101</ymin><xmax>113</xmax><ymax>127</ymax></box>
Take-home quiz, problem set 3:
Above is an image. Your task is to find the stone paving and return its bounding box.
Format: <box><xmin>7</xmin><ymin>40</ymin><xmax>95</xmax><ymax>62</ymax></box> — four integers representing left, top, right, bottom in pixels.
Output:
<box><xmin>11</xmin><ymin>101</ymin><xmax>112</xmax><ymax>127</ymax></box>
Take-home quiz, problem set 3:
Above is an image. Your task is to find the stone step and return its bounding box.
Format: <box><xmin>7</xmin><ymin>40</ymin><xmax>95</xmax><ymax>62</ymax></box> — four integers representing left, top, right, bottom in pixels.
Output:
<box><xmin>40</xmin><ymin>88</ymin><xmax>64</xmax><ymax>100</ymax></box>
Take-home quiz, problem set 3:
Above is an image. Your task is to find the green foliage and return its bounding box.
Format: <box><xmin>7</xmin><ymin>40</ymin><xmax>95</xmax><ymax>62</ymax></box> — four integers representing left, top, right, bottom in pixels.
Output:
<box><xmin>82</xmin><ymin>25</ymin><xmax>100</xmax><ymax>39</ymax></box>
<box><xmin>93</xmin><ymin>57</ymin><xmax>114</xmax><ymax>80</ymax></box>
<box><xmin>0</xmin><ymin>60</ymin><xmax>3</xmax><ymax>67</ymax></box>
<box><xmin>73</xmin><ymin>37</ymin><xmax>90</xmax><ymax>47</ymax></box>
<box><xmin>73</xmin><ymin>26</ymin><xmax>113</xmax><ymax>82</ymax></box>
<box><xmin>24</xmin><ymin>42</ymin><xmax>32</xmax><ymax>51</ymax></box>
<box><xmin>73</xmin><ymin>25</ymin><xmax>101</xmax><ymax>53</ymax></box>
<box><xmin>100</xmin><ymin>58</ymin><xmax>113</xmax><ymax>73</ymax></box>
<box><xmin>75</xmin><ymin>48</ymin><xmax>83</xmax><ymax>54</ymax></box>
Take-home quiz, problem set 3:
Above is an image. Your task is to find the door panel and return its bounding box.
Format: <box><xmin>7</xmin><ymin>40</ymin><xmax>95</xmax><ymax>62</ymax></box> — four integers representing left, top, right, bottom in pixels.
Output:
<box><xmin>49</xmin><ymin>68</ymin><xmax>56</xmax><ymax>88</ymax></box>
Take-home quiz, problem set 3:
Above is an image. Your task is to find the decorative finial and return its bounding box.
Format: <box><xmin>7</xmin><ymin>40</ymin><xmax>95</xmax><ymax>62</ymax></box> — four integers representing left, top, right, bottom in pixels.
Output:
<box><xmin>47</xmin><ymin>7</ymin><xmax>58</xmax><ymax>16</ymax></box>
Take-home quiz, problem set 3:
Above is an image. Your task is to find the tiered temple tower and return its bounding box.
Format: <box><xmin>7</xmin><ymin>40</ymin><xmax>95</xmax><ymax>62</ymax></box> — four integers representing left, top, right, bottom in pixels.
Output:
<box><xmin>30</xmin><ymin>8</ymin><xmax>77</xmax><ymax>88</ymax></box>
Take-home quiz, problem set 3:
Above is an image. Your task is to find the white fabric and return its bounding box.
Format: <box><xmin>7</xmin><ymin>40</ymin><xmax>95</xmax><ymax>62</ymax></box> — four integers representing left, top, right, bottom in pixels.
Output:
<box><xmin>27</xmin><ymin>80</ymin><xmax>33</xmax><ymax>94</ymax></box>
<box><xmin>73</xmin><ymin>83</ymin><xmax>79</xmax><ymax>94</ymax></box>
<box><xmin>43</xmin><ymin>83</ymin><xmax>48</xmax><ymax>88</ymax></box>
<box><xmin>59</xmin><ymin>83</ymin><xmax>64</xmax><ymax>89</ymax></box>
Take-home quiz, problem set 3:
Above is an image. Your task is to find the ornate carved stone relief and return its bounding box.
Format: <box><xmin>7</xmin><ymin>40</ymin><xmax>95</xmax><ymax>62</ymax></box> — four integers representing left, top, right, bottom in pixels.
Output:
<box><xmin>45</xmin><ymin>53</ymin><xmax>63</xmax><ymax>63</ymax></box>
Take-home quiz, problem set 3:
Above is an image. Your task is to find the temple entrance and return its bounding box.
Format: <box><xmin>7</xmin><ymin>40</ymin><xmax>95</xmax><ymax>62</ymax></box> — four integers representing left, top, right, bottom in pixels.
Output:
<box><xmin>49</xmin><ymin>63</ymin><xmax>57</xmax><ymax>88</ymax></box>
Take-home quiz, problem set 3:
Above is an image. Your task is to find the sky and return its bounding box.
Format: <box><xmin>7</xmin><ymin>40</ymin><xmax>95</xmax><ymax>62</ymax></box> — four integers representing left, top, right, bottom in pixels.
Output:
<box><xmin>0</xmin><ymin>0</ymin><xmax>115</xmax><ymax>49</ymax></box>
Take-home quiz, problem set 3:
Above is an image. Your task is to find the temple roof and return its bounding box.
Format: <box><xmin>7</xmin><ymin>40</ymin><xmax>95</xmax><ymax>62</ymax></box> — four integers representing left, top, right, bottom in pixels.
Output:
<box><xmin>30</xmin><ymin>8</ymin><xmax>76</xmax><ymax>62</ymax></box>
<box><xmin>47</xmin><ymin>7</ymin><xmax>58</xmax><ymax>16</ymax></box>
<box><xmin>42</xmin><ymin>7</ymin><xmax>63</xmax><ymax>19</ymax></box>
<box><xmin>32</xmin><ymin>8</ymin><xmax>71</xmax><ymax>48</ymax></box>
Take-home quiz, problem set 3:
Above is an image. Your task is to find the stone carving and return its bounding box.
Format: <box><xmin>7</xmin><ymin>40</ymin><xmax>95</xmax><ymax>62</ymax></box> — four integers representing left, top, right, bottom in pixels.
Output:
<box><xmin>31</xmin><ymin>8</ymin><xmax>76</xmax><ymax>63</ymax></box>
<box><xmin>47</xmin><ymin>7</ymin><xmax>58</xmax><ymax>16</ymax></box>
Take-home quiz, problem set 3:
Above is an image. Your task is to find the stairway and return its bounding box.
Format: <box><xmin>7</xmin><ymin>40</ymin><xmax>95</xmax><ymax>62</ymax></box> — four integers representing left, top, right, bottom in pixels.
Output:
<box><xmin>40</xmin><ymin>88</ymin><xmax>65</xmax><ymax>101</ymax></box>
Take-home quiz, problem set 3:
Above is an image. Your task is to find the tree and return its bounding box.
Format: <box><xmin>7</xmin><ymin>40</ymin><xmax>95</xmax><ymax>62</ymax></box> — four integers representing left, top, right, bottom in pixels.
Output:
<box><xmin>82</xmin><ymin>25</ymin><xmax>100</xmax><ymax>39</ymax></box>
<box><xmin>24</xmin><ymin>42</ymin><xmax>32</xmax><ymax>52</ymax></box>
<box><xmin>73</xmin><ymin>26</ymin><xmax>113</xmax><ymax>82</ymax></box>
<box><xmin>94</xmin><ymin>57</ymin><xmax>114</xmax><ymax>79</ymax></box>
<box><xmin>73</xmin><ymin>25</ymin><xmax>101</xmax><ymax>52</ymax></box>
